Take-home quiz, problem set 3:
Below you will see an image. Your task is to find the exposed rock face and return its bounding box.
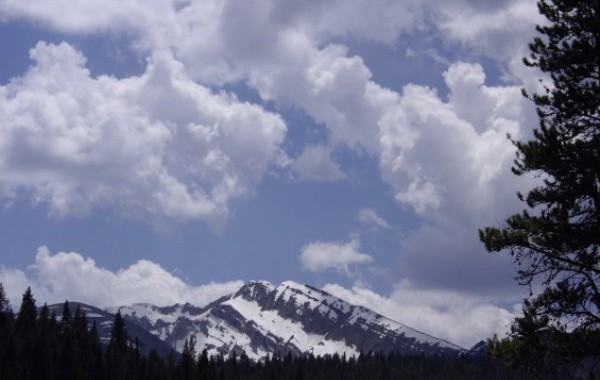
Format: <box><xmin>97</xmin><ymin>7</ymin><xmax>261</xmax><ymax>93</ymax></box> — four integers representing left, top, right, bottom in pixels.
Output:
<box><xmin>115</xmin><ymin>280</ymin><xmax>465</xmax><ymax>360</ymax></box>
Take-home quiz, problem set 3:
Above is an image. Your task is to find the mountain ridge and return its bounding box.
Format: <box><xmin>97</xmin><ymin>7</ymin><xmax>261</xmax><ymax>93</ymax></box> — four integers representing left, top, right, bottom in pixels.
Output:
<box><xmin>108</xmin><ymin>280</ymin><xmax>465</xmax><ymax>360</ymax></box>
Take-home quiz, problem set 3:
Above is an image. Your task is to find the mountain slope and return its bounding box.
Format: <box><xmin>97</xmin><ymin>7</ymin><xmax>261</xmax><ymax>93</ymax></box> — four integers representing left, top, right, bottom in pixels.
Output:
<box><xmin>115</xmin><ymin>281</ymin><xmax>464</xmax><ymax>360</ymax></box>
<box><xmin>47</xmin><ymin>301</ymin><xmax>174</xmax><ymax>357</ymax></box>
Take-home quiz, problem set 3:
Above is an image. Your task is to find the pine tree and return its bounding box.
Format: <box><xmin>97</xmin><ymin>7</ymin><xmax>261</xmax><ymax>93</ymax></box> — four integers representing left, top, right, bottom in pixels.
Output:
<box><xmin>15</xmin><ymin>287</ymin><xmax>37</xmax><ymax>334</ymax></box>
<box><xmin>15</xmin><ymin>287</ymin><xmax>38</xmax><ymax>379</ymax></box>
<box><xmin>179</xmin><ymin>338</ymin><xmax>196</xmax><ymax>380</ymax></box>
<box><xmin>0</xmin><ymin>283</ymin><xmax>17</xmax><ymax>380</ymax></box>
<box><xmin>0</xmin><ymin>283</ymin><xmax>9</xmax><ymax>315</ymax></box>
<box><xmin>58</xmin><ymin>326</ymin><xmax>78</xmax><ymax>380</ymax></box>
<box><xmin>85</xmin><ymin>321</ymin><xmax>104</xmax><ymax>380</ymax></box>
<box><xmin>479</xmin><ymin>0</ymin><xmax>600</xmax><ymax>375</ymax></box>
<box><xmin>73</xmin><ymin>305</ymin><xmax>84</xmax><ymax>333</ymax></box>
<box><xmin>197</xmin><ymin>348</ymin><xmax>209</xmax><ymax>379</ymax></box>
<box><xmin>61</xmin><ymin>300</ymin><xmax>72</xmax><ymax>329</ymax></box>
<box><xmin>33</xmin><ymin>304</ymin><xmax>55</xmax><ymax>380</ymax></box>
<box><xmin>106</xmin><ymin>309</ymin><xmax>130</xmax><ymax>380</ymax></box>
<box><xmin>110</xmin><ymin>309</ymin><xmax>128</xmax><ymax>352</ymax></box>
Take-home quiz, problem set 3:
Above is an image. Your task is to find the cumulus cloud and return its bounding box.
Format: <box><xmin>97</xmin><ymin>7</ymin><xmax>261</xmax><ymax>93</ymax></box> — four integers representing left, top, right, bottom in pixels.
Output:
<box><xmin>377</xmin><ymin>62</ymin><xmax>537</xmax><ymax>295</ymax></box>
<box><xmin>0</xmin><ymin>0</ymin><xmax>174</xmax><ymax>34</ymax></box>
<box><xmin>437</xmin><ymin>0</ymin><xmax>542</xmax><ymax>62</ymax></box>
<box><xmin>357</xmin><ymin>208</ymin><xmax>391</xmax><ymax>229</ymax></box>
<box><xmin>323</xmin><ymin>282</ymin><xmax>518</xmax><ymax>349</ymax></box>
<box><xmin>0</xmin><ymin>246</ymin><xmax>244</xmax><ymax>307</ymax></box>
<box><xmin>0</xmin><ymin>2</ymin><xmax>540</xmax><ymax>221</ymax></box>
<box><xmin>168</xmin><ymin>1</ymin><xmax>538</xmax><ymax>289</ymax></box>
<box><xmin>0</xmin><ymin>42</ymin><xmax>286</xmax><ymax>224</ymax></box>
<box><xmin>379</xmin><ymin>62</ymin><xmax>533</xmax><ymax>219</ymax></box>
<box><xmin>293</xmin><ymin>145</ymin><xmax>345</xmax><ymax>182</ymax></box>
<box><xmin>153</xmin><ymin>1</ymin><xmax>401</xmax><ymax>154</ymax></box>
<box><xmin>300</xmin><ymin>237</ymin><xmax>372</xmax><ymax>277</ymax></box>
<box><xmin>0</xmin><ymin>0</ymin><xmax>542</xmax><ymax>84</ymax></box>
<box><xmin>267</xmin><ymin>0</ymin><xmax>427</xmax><ymax>45</ymax></box>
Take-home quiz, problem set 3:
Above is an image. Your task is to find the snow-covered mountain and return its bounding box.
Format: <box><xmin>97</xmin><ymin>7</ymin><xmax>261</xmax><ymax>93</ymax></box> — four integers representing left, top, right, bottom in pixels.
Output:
<box><xmin>110</xmin><ymin>280</ymin><xmax>465</xmax><ymax>360</ymax></box>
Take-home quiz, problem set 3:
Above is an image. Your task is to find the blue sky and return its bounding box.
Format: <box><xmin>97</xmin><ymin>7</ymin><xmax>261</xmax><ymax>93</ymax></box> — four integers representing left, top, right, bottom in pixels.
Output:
<box><xmin>0</xmin><ymin>0</ymin><xmax>545</xmax><ymax>348</ymax></box>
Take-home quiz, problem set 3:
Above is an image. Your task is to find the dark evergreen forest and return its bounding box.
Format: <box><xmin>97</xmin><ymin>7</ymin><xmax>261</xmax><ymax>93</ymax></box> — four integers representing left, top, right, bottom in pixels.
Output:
<box><xmin>0</xmin><ymin>285</ymin><xmax>554</xmax><ymax>380</ymax></box>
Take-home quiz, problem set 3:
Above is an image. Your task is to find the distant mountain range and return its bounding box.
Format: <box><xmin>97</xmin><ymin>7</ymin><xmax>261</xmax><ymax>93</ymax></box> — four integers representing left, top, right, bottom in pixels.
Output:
<box><xmin>49</xmin><ymin>280</ymin><xmax>471</xmax><ymax>360</ymax></box>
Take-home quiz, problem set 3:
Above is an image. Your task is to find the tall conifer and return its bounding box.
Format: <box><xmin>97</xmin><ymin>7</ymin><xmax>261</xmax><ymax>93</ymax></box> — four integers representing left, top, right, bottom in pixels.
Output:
<box><xmin>480</xmin><ymin>0</ymin><xmax>599</xmax><ymax>374</ymax></box>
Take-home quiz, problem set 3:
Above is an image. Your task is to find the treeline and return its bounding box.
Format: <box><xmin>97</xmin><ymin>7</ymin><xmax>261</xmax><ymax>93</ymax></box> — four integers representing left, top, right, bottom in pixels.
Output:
<box><xmin>0</xmin><ymin>285</ymin><xmax>549</xmax><ymax>380</ymax></box>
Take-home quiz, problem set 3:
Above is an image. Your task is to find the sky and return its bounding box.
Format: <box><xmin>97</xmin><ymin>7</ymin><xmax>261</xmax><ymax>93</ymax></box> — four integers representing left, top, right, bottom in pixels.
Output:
<box><xmin>0</xmin><ymin>0</ymin><xmax>547</xmax><ymax>348</ymax></box>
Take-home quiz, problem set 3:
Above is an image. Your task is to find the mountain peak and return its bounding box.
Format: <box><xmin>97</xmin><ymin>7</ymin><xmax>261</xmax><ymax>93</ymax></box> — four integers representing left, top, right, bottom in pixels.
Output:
<box><xmin>115</xmin><ymin>280</ymin><xmax>465</xmax><ymax>360</ymax></box>
<box><xmin>233</xmin><ymin>280</ymin><xmax>275</xmax><ymax>302</ymax></box>
<box><xmin>278</xmin><ymin>280</ymin><xmax>305</xmax><ymax>289</ymax></box>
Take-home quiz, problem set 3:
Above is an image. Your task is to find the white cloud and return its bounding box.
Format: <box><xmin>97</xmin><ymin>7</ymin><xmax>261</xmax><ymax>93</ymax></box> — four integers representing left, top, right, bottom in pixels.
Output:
<box><xmin>0</xmin><ymin>3</ymin><xmax>540</xmax><ymax>221</ymax></box>
<box><xmin>156</xmin><ymin>2</ymin><xmax>542</xmax><ymax>287</ymax></box>
<box><xmin>437</xmin><ymin>0</ymin><xmax>542</xmax><ymax>62</ymax></box>
<box><xmin>379</xmin><ymin>62</ymin><xmax>534</xmax><ymax>219</ymax></box>
<box><xmin>0</xmin><ymin>0</ymin><xmax>542</xmax><ymax>82</ymax></box>
<box><xmin>268</xmin><ymin>0</ymin><xmax>427</xmax><ymax>44</ymax></box>
<box><xmin>0</xmin><ymin>0</ymin><xmax>420</xmax><ymax>46</ymax></box>
<box><xmin>323</xmin><ymin>281</ymin><xmax>518</xmax><ymax>349</ymax></box>
<box><xmin>377</xmin><ymin>62</ymin><xmax>537</xmax><ymax>295</ymax></box>
<box><xmin>357</xmin><ymin>208</ymin><xmax>391</xmax><ymax>229</ymax></box>
<box><xmin>163</xmin><ymin>2</ymin><xmax>400</xmax><ymax>153</ymax></box>
<box><xmin>168</xmin><ymin>2</ymin><xmax>538</xmax><ymax>278</ymax></box>
<box><xmin>0</xmin><ymin>42</ymin><xmax>286</xmax><ymax>224</ymax></box>
<box><xmin>0</xmin><ymin>265</ymin><xmax>30</xmax><ymax>308</ymax></box>
<box><xmin>0</xmin><ymin>0</ymin><xmax>173</xmax><ymax>34</ymax></box>
<box><xmin>293</xmin><ymin>145</ymin><xmax>345</xmax><ymax>182</ymax></box>
<box><xmin>0</xmin><ymin>246</ymin><xmax>244</xmax><ymax>308</ymax></box>
<box><xmin>300</xmin><ymin>237</ymin><xmax>372</xmax><ymax>276</ymax></box>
